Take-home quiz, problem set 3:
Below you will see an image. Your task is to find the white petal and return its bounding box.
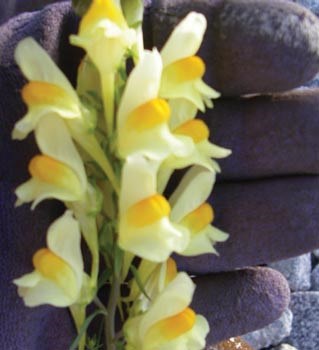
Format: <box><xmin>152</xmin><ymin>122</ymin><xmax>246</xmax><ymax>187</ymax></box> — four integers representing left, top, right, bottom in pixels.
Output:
<box><xmin>16</xmin><ymin>277</ymin><xmax>74</xmax><ymax>307</ymax></box>
<box><xmin>47</xmin><ymin>211</ymin><xmax>84</xmax><ymax>288</ymax></box>
<box><xmin>119</xmin><ymin>217</ymin><xmax>189</xmax><ymax>262</ymax></box>
<box><xmin>170</xmin><ymin>167</ymin><xmax>215</xmax><ymax>222</ymax></box>
<box><xmin>140</xmin><ymin>272</ymin><xmax>195</xmax><ymax>337</ymax></box>
<box><xmin>161</xmin><ymin>12</ymin><xmax>206</xmax><ymax>66</ymax></box>
<box><xmin>14</xmin><ymin>37</ymin><xmax>78</xmax><ymax>100</ymax></box>
<box><xmin>120</xmin><ymin>155</ymin><xmax>159</xmax><ymax>212</ymax></box>
<box><xmin>35</xmin><ymin>115</ymin><xmax>87</xmax><ymax>190</ymax></box>
<box><xmin>117</xmin><ymin>49</ymin><xmax>162</xmax><ymax>129</ymax></box>
<box><xmin>15</xmin><ymin>178</ymin><xmax>81</xmax><ymax>209</ymax></box>
<box><xmin>169</xmin><ymin>99</ymin><xmax>198</xmax><ymax>130</ymax></box>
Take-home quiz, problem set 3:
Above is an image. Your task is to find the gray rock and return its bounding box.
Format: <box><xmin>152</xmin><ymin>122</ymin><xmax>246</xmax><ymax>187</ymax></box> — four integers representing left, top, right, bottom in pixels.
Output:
<box><xmin>287</xmin><ymin>292</ymin><xmax>319</xmax><ymax>350</ymax></box>
<box><xmin>269</xmin><ymin>254</ymin><xmax>311</xmax><ymax>291</ymax></box>
<box><xmin>313</xmin><ymin>249</ymin><xmax>319</xmax><ymax>258</ymax></box>
<box><xmin>242</xmin><ymin>308</ymin><xmax>293</xmax><ymax>349</ymax></box>
<box><xmin>311</xmin><ymin>264</ymin><xmax>319</xmax><ymax>290</ymax></box>
<box><xmin>291</xmin><ymin>0</ymin><xmax>319</xmax><ymax>15</ymax></box>
<box><xmin>271</xmin><ymin>344</ymin><xmax>298</xmax><ymax>350</ymax></box>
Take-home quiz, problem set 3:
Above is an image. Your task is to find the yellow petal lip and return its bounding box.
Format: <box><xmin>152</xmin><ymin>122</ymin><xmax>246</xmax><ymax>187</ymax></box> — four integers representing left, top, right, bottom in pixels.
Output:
<box><xmin>126</xmin><ymin>98</ymin><xmax>171</xmax><ymax>131</ymax></box>
<box><xmin>29</xmin><ymin>155</ymin><xmax>83</xmax><ymax>194</ymax></box>
<box><xmin>164</xmin><ymin>56</ymin><xmax>205</xmax><ymax>83</ymax></box>
<box><xmin>80</xmin><ymin>0</ymin><xmax>126</xmax><ymax>33</ymax></box>
<box><xmin>181</xmin><ymin>203</ymin><xmax>214</xmax><ymax>234</ymax></box>
<box><xmin>146</xmin><ymin>307</ymin><xmax>196</xmax><ymax>342</ymax></box>
<box><xmin>173</xmin><ymin>119</ymin><xmax>209</xmax><ymax>143</ymax></box>
<box><xmin>22</xmin><ymin>81</ymin><xmax>75</xmax><ymax>108</ymax></box>
<box><xmin>127</xmin><ymin>194</ymin><xmax>171</xmax><ymax>227</ymax></box>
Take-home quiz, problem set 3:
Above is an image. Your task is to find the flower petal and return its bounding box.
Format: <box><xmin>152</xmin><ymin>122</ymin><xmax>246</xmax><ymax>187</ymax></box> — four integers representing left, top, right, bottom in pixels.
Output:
<box><xmin>15</xmin><ymin>37</ymin><xmax>77</xmax><ymax>100</ymax></box>
<box><xmin>160</xmin><ymin>12</ymin><xmax>206</xmax><ymax>67</ymax></box>
<box><xmin>169</xmin><ymin>166</ymin><xmax>215</xmax><ymax>222</ymax></box>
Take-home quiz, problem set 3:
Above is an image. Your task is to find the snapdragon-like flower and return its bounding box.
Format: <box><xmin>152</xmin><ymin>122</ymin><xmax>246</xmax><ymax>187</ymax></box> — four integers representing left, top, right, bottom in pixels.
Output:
<box><xmin>124</xmin><ymin>272</ymin><xmax>209</xmax><ymax>350</ymax></box>
<box><xmin>117</xmin><ymin>49</ymin><xmax>193</xmax><ymax>161</ymax></box>
<box><xmin>170</xmin><ymin>166</ymin><xmax>229</xmax><ymax>256</ymax></box>
<box><xmin>158</xmin><ymin>99</ymin><xmax>231</xmax><ymax>192</ymax></box>
<box><xmin>159</xmin><ymin>12</ymin><xmax>219</xmax><ymax>111</ymax></box>
<box><xmin>12</xmin><ymin>37</ymin><xmax>82</xmax><ymax>140</ymax></box>
<box><xmin>15</xmin><ymin>115</ymin><xmax>87</xmax><ymax>208</ymax></box>
<box><xmin>14</xmin><ymin>211</ymin><xmax>85</xmax><ymax>307</ymax></box>
<box><xmin>12</xmin><ymin>37</ymin><xmax>119</xmax><ymax>192</ymax></box>
<box><xmin>118</xmin><ymin>155</ymin><xmax>189</xmax><ymax>262</ymax></box>
<box><xmin>70</xmin><ymin>0</ymin><xmax>136</xmax><ymax>75</ymax></box>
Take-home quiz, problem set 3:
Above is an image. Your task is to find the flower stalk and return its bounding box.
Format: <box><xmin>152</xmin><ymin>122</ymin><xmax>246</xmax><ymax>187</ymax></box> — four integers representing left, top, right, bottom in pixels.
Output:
<box><xmin>11</xmin><ymin>2</ymin><xmax>232</xmax><ymax>350</ymax></box>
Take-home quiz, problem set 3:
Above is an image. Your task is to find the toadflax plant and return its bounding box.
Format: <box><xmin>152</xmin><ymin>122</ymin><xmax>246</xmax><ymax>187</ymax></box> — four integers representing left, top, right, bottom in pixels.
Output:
<box><xmin>12</xmin><ymin>0</ymin><xmax>231</xmax><ymax>349</ymax></box>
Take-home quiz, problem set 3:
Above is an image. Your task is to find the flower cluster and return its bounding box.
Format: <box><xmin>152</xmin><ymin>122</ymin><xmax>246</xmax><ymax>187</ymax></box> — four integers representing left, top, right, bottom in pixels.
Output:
<box><xmin>12</xmin><ymin>1</ymin><xmax>231</xmax><ymax>349</ymax></box>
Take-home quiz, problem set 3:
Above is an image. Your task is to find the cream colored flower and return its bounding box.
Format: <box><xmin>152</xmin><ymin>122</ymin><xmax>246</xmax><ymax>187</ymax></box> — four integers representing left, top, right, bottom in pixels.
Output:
<box><xmin>159</xmin><ymin>12</ymin><xmax>219</xmax><ymax>111</ymax></box>
<box><xmin>118</xmin><ymin>155</ymin><xmax>189</xmax><ymax>262</ymax></box>
<box><xmin>117</xmin><ymin>49</ymin><xmax>193</xmax><ymax>161</ymax></box>
<box><xmin>124</xmin><ymin>272</ymin><xmax>209</xmax><ymax>350</ymax></box>
<box><xmin>158</xmin><ymin>99</ymin><xmax>231</xmax><ymax>192</ymax></box>
<box><xmin>14</xmin><ymin>211</ymin><xmax>86</xmax><ymax>307</ymax></box>
<box><xmin>12</xmin><ymin>37</ymin><xmax>82</xmax><ymax>140</ymax></box>
<box><xmin>169</xmin><ymin>166</ymin><xmax>229</xmax><ymax>256</ymax></box>
<box><xmin>15</xmin><ymin>115</ymin><xmax>87</xmax><ymax>208</ymax></box>
<box><xmin>70</xmin><ymin>0</ymin><xmax>136</xmax><ymax>74</ymax></box>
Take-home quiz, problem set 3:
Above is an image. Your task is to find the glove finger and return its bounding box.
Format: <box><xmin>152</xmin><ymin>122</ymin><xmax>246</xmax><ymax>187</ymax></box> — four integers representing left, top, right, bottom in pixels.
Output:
<box><xmin>175</xmin><ymin>176</ymin><xmax>319</xmax><ymax>274</ymax></box>
<box><xmin>150</xmin><ymin>0</ymin><xmax>319</xmax><ymax>96</ymax></box>
<box><xmin>192</xmin><ymin>267</ymin><xmax>290</xmax><ymax>346</ymax></box>
<box><xmin>201</xmin><ymin>89</ymin><xmax>319</xmax><ymax>181</ymax></box>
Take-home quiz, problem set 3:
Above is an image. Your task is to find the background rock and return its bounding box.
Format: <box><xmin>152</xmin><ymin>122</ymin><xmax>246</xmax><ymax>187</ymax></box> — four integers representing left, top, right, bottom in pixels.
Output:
<box><xmin>242</xmin><ymin>308</ymin><xmax>293</xmax><ymax>349</ymax></box>
<box><xmin>269</xmin><ymin>254</ymin><xmax>312</xmax><ymax>291</ymax></box>
<box><xmin>291</xmin><ymin>0</ymin><xmax>319</xmax><ymax>14</ymax></box>
<box><xmin>311</xmin><ymin>264</ymin><xmax>319</xmax><ymax>290</ymax></box>
<box><xmin>270</xmin><ymin>344</ymin><xmax>298</xmax><ymax>350</ymax></box>
<box><xmin>287</xmin><ymin>292</ymin><xmax>319</xmax><ymax>350</ymax></box>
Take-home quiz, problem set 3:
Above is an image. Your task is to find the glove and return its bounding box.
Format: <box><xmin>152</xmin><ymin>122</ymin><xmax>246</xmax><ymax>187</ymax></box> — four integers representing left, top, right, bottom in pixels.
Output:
<box><xmin>1</xmin><ymin>1</ymin><xmax>319</xmax><ymax>349</ymax></box>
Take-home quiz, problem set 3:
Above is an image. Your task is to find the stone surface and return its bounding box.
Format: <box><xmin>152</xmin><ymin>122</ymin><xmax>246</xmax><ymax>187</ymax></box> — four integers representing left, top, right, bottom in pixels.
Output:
<box><xmin>175</xmin><ymin>177</ymin><xmax>319</xmax><ymax>274</ymax></box>
<box><xmin>201</xmin><ymin>89</ymin><xmax>319</xmax><ymax>182</ymax></box>
<box><xmin>291</xmin><ymin>0</ymin><xmax>319</xmax><ymax>14</ymax></box>
<box><xmin>313</xmin><ymin>249</ymin><xmax>319</xmax><ymax>258</ymax></box>
<box><xmin>271</xmin><ymin>344</ymin><xmax>298</xmax><ymax>350</ymax></box>
<box><xmin>193</xmin><ymin>267</ymin><xmax>290</xmax><ymax>346</ymax></box>
<box><xmin>287</xmin><ymin>292</ymin><xmax>319</xmax><ymax>350</ymax></box>
<box><xmin>152</xmin><ymin>0</ymin><xmax>319</xmax><ymax>96</ymax></box>
<box><xmin>269</xmin><ymin>254</ymin><xmax>311</xmax><ymax>291</ymax></box>
<box><xmin>242</xmin><ymin>308</ymin><xmax>293</xmax><ymax>349</ymax></box>
<box><xmin>311</xmin><ymin>264</ymin><xmax>319</xmax><ymax>290</ymax></box>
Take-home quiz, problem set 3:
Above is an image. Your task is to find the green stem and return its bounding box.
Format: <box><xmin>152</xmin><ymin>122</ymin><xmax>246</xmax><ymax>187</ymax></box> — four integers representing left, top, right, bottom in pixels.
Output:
<box><xmin>101</xmin><ymin>73</ymin><xmax>115</xmax><ymax>137</ymax></box>
<box><xmin>105</xmin><ymin>274</ymin><xmax>121</xmax><ymax>350</ymax></box>
<box><xmin>70</xmin><ymin>304</ymin><xmax>86</xmax><ymax>350</ymax></box>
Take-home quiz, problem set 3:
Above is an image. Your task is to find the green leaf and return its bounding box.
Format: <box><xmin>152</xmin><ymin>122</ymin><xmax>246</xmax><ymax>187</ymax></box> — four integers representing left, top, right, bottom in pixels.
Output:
<box><xmin>70</xmin><ymin>310</ymin><xmax>108</xmax><ymax>350</ymax></box>
<box><xmin>130</xmin><ymin>265</ymin><xmax>151</xmax><ymax>300</ymax></box>
<box><xmin>98</xmin><ymin>268</ymin><xmax>112</xmax><ymax>290</ymax></box>
<box><xmin>114</xmin><ymin>245</ymin><xmax>124</xmax><ymax>278</ymax></box>
<box><xmin>72</xmin><ymin>0</ymin><xmax>92</xmax><ymax>17</ymax></box>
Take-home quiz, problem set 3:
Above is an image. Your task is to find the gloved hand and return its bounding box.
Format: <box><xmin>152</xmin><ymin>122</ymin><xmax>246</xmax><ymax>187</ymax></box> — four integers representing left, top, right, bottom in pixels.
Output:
<box><xmin>1</xmin><ymin>1</ymin><xmax>319</xmax><ymax>349</ymax></box>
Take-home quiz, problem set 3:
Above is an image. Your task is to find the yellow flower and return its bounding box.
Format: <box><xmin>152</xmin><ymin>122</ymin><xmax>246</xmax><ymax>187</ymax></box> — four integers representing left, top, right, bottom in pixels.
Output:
<box><xmin>70</xmin><ymin>0</ymin><xmax>136</xmax><ymax>74</ymax></box>
<box><xmin>12</xmin><ymin>37</ymin><xmax>82</xmax><ymax>140</ymax></box>
<box><xmin>12</xmin><ymin>37</ymin><xmax>119</xmax><ymax>192</ymax></box>
<box><xmin>124</xmin><ymin>272</ymin><xmax>209</xmax><ymax>350</ymax></box>
<box><xmin>118</xmin><ymin>155</ymin><xmax>189</xmax><ymax>262</ymax></box>
<box><xmin>159</xmin><ymin>12</ymin><xmax>219</xmax><ymax>111</ymax></box>
<box><xmin>117</xmin><ymin>49</ymin><xmax>193</xmax><ymax>161</ymax></box>
<box><xmin>15</xmin><ymin>115</ymin><xmax>87</xmax><ymax>208</ymax></box>
<box><xmin>158</xmin><ymin>99</ymin><xmax>231</xmax><ymax>192</ymax></box>
<box><xmin>13</xmin><ymin>211</ymin><xmax>86</xmax><ymax>307</ymax></box>
<box><xmin>169</xmin><ymin>166</ymin><xmax>229</xmax><ymax>256</ymax></box>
